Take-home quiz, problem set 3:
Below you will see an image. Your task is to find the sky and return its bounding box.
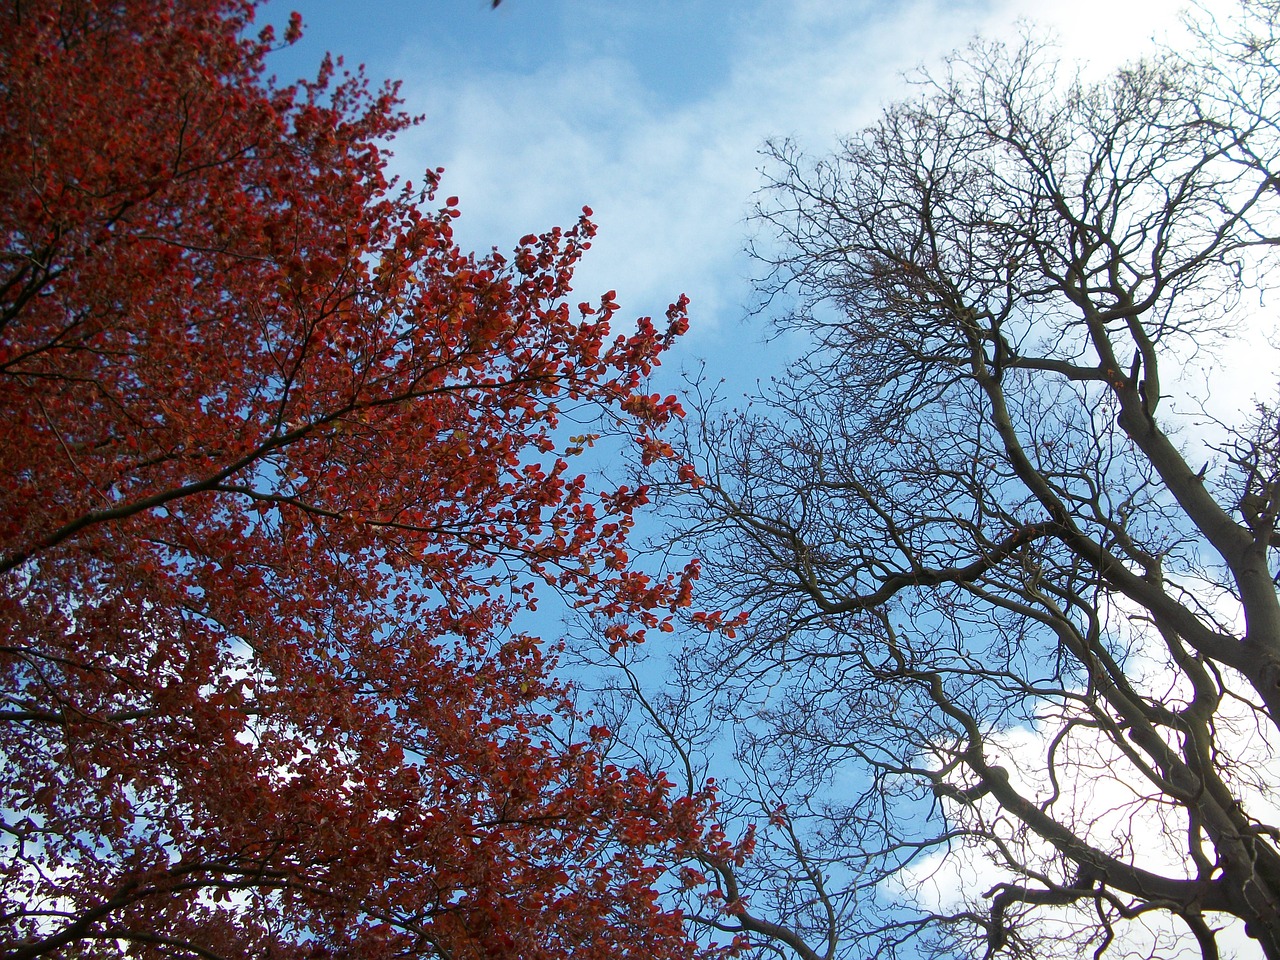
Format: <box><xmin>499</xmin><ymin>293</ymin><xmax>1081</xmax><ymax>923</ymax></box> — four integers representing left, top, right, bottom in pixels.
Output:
<box><xmin>273</xmin><ymin>0</ymin><xmax>1241</xmax><ymax>398</ymax></box>
<box><xmin>272</xmin><ymin>2</ymin><xmax>1267</xmax><ymax>956</ymax></box>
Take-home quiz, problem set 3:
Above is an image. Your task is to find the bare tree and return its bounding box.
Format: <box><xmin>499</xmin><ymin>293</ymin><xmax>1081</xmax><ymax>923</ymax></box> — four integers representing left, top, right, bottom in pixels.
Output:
<box><xmin>625</xmin><ymin>4</ymin><xmax>1280</xmax><ymax>958</ymax></box>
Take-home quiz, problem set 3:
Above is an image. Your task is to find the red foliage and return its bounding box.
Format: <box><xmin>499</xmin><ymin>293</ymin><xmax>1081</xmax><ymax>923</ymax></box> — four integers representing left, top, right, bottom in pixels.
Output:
<box><xmin>0</xmin><ymin>2</ymin><xmax>741</xmax><ymax>957</ymax></box>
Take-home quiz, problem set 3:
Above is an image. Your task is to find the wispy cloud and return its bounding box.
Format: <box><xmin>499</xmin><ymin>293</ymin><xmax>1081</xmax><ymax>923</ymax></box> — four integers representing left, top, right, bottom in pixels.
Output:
<box><xmin>386</xmin><ymin>1</ymin><xmax>1221</xmax><ymax>366</ymax></box>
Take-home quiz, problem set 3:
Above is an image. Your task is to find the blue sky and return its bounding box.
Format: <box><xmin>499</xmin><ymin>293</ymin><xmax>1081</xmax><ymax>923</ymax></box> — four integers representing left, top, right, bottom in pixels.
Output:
<box><xmin>273</xmin><ymin>0</ymin><xmax>1217</xmax><ymax>397</ymax></box>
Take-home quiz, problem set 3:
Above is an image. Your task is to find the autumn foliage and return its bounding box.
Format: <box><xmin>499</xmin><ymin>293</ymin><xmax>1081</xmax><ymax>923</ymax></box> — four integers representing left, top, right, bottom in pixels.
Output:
<box><xmin>0</xmin><ymin>2</ymin><xmax>742</xmax><ymax>957</ymax></box>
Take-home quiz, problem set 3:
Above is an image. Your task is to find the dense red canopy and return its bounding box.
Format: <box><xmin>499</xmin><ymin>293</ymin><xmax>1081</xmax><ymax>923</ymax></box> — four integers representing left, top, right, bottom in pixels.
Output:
<box><xmin>0</xmin><ymin>2</ymin><xmax>741</xmax><ymax>957</ymax></box>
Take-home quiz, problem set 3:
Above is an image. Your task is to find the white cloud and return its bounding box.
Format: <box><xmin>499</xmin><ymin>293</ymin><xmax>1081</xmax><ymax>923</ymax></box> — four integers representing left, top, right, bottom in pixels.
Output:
<box><xmin>385</xmin><ymin>0</ymin><xmax>1240</xmax><ymax>383</ymax></box>
<box><xmin>895</xmin><ymin>713</ymin><xmax>1271</xmax><ymax>958</ymax></box>
<box><xmin>890</xmin><ymin>593</ymin><xmax>1280</xmax><ymax>960</ymax></box>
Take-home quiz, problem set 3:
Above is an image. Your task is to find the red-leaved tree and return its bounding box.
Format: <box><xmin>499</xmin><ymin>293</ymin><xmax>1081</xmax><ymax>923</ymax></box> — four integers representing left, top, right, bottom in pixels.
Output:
<box><xmin>0</xmin><ymin>2</ymin><xmax>745</xmax><ymax>957</ymax></box>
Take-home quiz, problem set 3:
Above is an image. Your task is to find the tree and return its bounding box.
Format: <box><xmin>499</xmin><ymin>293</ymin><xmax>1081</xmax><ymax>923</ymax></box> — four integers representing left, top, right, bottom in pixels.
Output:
<box><xmin>630</xmin><ymin>3</ymin><xmax>1280</xmax><ymax>958</ymax></box>
<box><xmin>0</xmin><ymin>2</ymin><xmax>743</xmax><ymax>957</ymax></box>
